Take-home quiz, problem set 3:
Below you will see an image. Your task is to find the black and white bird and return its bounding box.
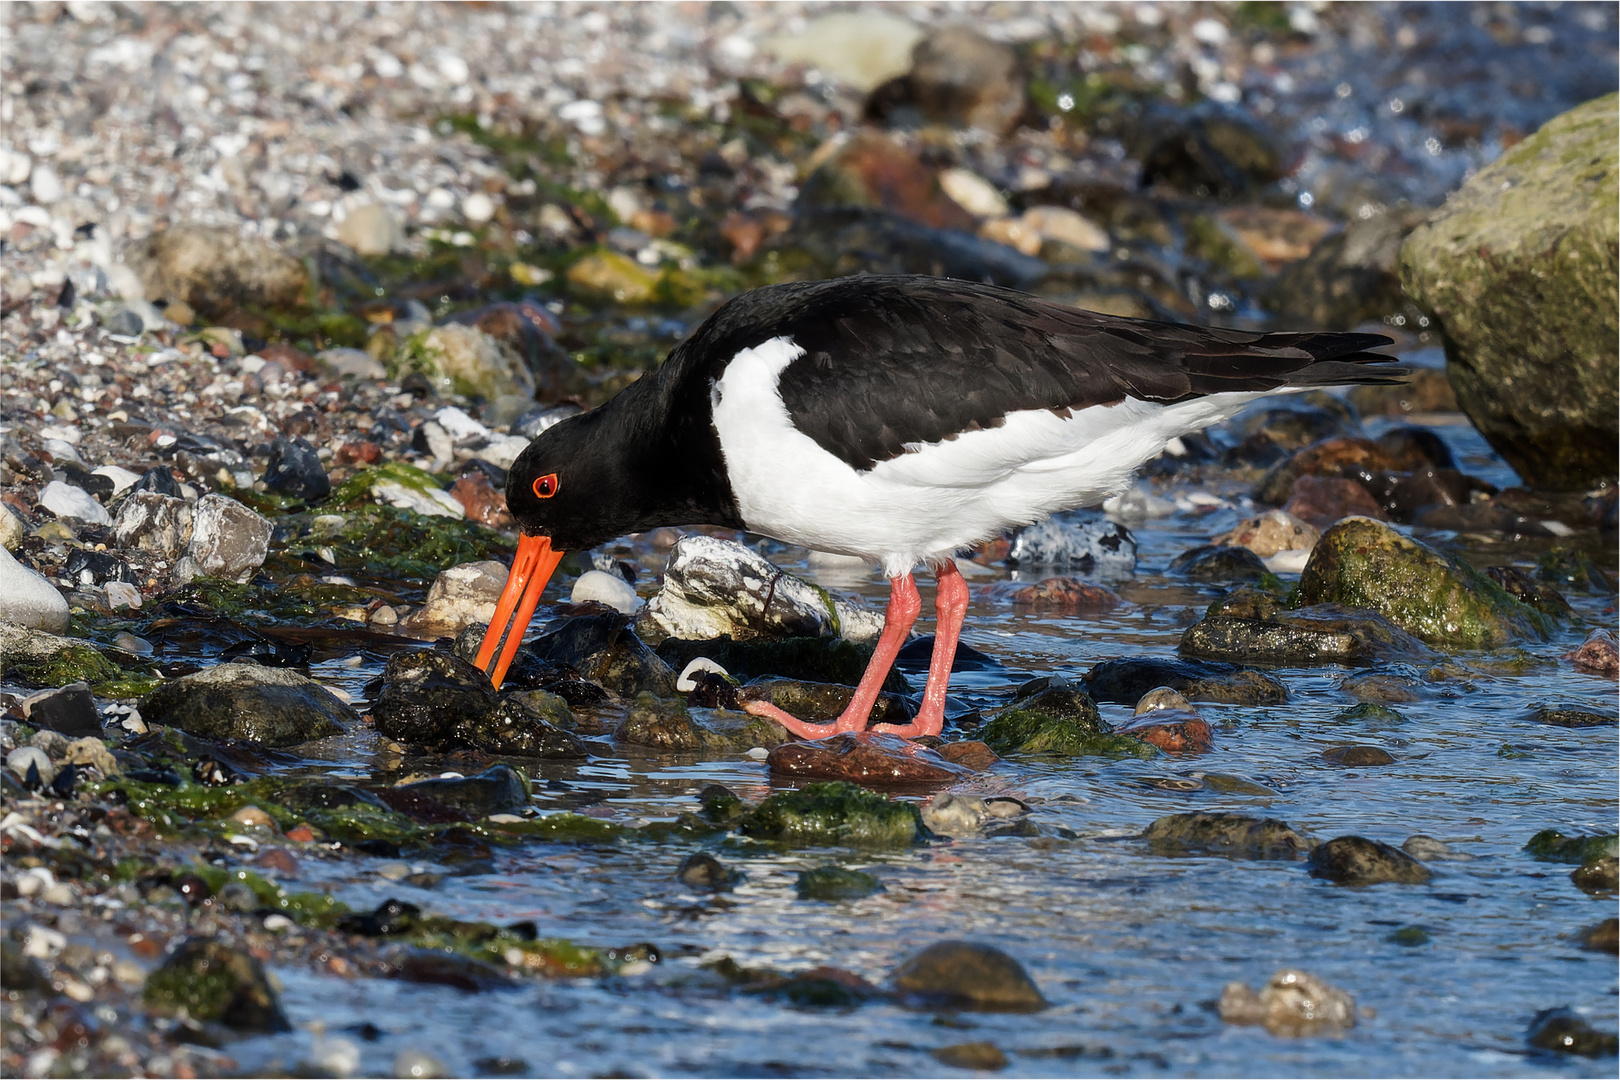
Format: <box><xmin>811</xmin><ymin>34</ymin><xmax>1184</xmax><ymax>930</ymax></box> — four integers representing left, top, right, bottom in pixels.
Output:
<box><xmin>474</xmin><ymin>275</ymin><xmax>1404</xmax><ymax>739</ymax></box>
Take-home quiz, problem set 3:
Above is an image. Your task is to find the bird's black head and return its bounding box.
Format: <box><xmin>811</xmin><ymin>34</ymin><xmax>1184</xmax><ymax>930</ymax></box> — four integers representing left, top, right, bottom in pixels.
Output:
<box><xmin>504</xmin><ymin>408</ymin><xmax>641</xmax><ymax>552</ymax></box>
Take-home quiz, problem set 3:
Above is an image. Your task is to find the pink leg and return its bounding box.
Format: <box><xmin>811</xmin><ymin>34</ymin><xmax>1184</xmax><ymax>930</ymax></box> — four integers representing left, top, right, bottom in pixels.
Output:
<box><xmin>743</xmin><ymin>573</ymin><xmax>921</xmax><ymax>739</ymax></box>
<box><xmin>874</xmin><ymin>560</ymin><xmax>968</xmax><ymax>739</ymax></box>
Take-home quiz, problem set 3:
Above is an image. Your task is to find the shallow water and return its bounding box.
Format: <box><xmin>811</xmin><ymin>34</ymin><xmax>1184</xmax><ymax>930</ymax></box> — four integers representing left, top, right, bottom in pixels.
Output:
<box><xmin>218</xmin><ymin>385</ymin><xmax>1617</xmax><ymax>1080</ymax></box>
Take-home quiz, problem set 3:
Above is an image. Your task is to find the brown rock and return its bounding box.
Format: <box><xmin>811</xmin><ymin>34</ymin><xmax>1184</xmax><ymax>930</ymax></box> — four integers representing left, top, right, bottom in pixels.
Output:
<box><xmin>1220</xmin><ymin>969</ymin><xmax>1356</xmax><ymax>1038</ymax></box>
<box><xmin>257</xmin><ymin>342</ymin><xmax>317</xmax><ymax>375</ymax></box>
<box><xmin>1115</xmin><ymin>710</ymin><xmax>1213</xmax><ymax>753</ymax></box>
<box><xmin>1581</xmin><ymin>917</ymin><xmax>1618</xmax><ymax>954</ymax></box>
<box><xmin>767</xmin><ymin>732</ymin><xmax>974</xmax><ymax>787</ymax></box>
<box><xmin>135</xmin><ymin>225</ymin><xmax>308</xmax><ymax>321</ymax></box>
<box><xmin>1216</xmin><ymin>207</ymin><xmax>1338</xmax><ymax>268</ymax></box>
<box><xmin>336</xmin><ymin>439</ymin><xmax>382</xmax><ymax>466</ymax></box>
<box><xmin>867</xmin><ymin>27</ymin><xmax>1025</xmax><ymax>135</ymax></box>
<box><xmin>449</xmin><ymin>472</ymin><xmax>513</xmax><ymax>529</ymax></box>
<box><xmin>1567</xmin><ymin>628</ymin><xmax>1618</xmax><ymax>678</ymax></box>
<box><xmin>1284</xmin><ymin>475</ymin><xmax>1390</xmax><ymax>530</ymax></box>
<box><xmin>934</xmin><ymin>740</ymin><xmax>999</xmax><ymax>771</ymax></box>
<box><xmin>1010</xmin><ymin>577</ymin><xmax>1122</xmax><ymax>614</ymax></box>
<box><xmin>1321</xmin><ymin>745</ymin><xmax>1396</xmax><ymax>766</ymax></box>
<box><xmin>719</xmin><ymin>210</ymin><xmax>765</xmax><ymax>263</ymax></box>
<box><xmin>1215</xmin><ymin>509</ymin><xmax>1321</xmax><ymax>557</ymax></box>
<box><xmin>890</xmin><ymin>940</ymin><xmax>1046</xmax><ymax>1012</ymax></box>
<box><xmin>798</xmin><ymin>130</ymin><xmax>976</xmax><ymax>231</ymax></box>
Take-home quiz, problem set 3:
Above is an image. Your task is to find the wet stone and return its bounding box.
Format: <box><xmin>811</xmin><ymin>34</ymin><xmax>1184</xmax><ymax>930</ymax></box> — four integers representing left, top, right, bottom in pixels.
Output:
<box><xmin>1143</xmin><ymin>813</ymin><xmax>1312</xmax><ymax>861</ymax></box>
<box><xmin>261</xmin><ymin>435</ymin><xmax>330</xmax><ymax>501</ymax></box>
<box><xmin>767</xmin><ymin>733</ymin><xmax>974</xmax><ymax>788</ymax></box>
<box><xmin>0</xmin><ymin>546</ymin><xmax>70</xmax><ymax>633</ymax></box>
<box><xmin>1006</xmin><ymin>517</ymin><xmax>1136</xmax><ymax>577</ymax></box>
<box><xmin>1526</xmin><ymin>1008</ymin><xmax>1620</xmax><ymax>1058</ymax></box>
<box><xmin>737</xmin><ymin>781</ymin><xmax>925</xmax><ymax>848</ymax></box>
<box><xmin>1219</xmin><ymin>969</ymin><xmax>1355</xmax><ymax>1038</ymax></box>
<box><xmin>658</xmin><ymin>637</ymin><xmax>910</xmax><ymax>696</ymax></box>
<box><xmin>401</xmin><ymin>560</ymin><xmax>507</xmax><ymax>637</ymax></box>
<box><xmin>1524</xmin><ymin>830</ymin><xmax>1618</xmax><ymax>865</ymax></box>
<box><xmin>1084</xmin><ymin>656</ymin><xmax>1287</xmax><ymax>706</ymax></box>
<box><xmin>1566</xmin><ymin>629</ymin><xmax>1619</xmax><ymax>678</ymax></box>
<box><xmin>932</xmin><ymin>1043</ymin><xmax>1009</xmax><ymax>1071</ymax></box>
<box><xmin>143</xmin><ymin>936</ymin><xmax>291</xmax><ymax>1033</ymax></box>
<box><xmin>1338</xmin><ymin>668</ymin><xmax>1424</xmax><ymax>703</ymax></box>
<box><xmin>921</xmin><ymin>792</ymin><xmax>1029</xmax><ymax>838</ymax></box>
<box><xmin>1282</xmin><ymin>475</ymin><xmax>1390</xmax><ymax>530</ymax></box>
<box><xmin>0</xmin><ymin>623</ymin><xmax>123</xmax><ymax>688</ymax></box>
<box><xmin>735</xmin><ymin>678</ymin><xmax>910</xmax><ymax>728</ymax></box>
<box><xmin>1216</xmin><ymin>509</ymin><xmax>1322</xmax><ymax>557</ymax></box>
<box><xmin>796</xmin><ymin>865</ymin><xmax>884</xmax><ymax>901</ymax></box>
<box><xmin>1307</xmin><ymin>835</ymin><xmax>1432</xmax><ymax>886</ymax></box>
<box><xmin>889</xmin><ymin>941</ymin><xmax>1046</xmax><ymax>1013</ymax></box>
<box><xmin>393</xmin><ymin>765</ymin><xmax>528</xmax><ymax>818</ymax></box>
<box><xmin>1167</xmin><ymin>544</ymin><xmax>1267</xmax><ymax>582</ymax></box>
<box><xmin>114</xmin><ymin>492</ymin><xmax>191</xmax><ymax>559</ymax></box>
<box><xmin>676</xmin><ymin>853</ymin><xmax>741</xmax><ymax>892</ymax></box>
<box><xmin>459</xmin><ymin>699</ymin><xmax>588</xmax><ymax>758</ymax></box>
<box><xmin>1572</xmin><ymin>857</ymin><xmax>1618</xmax><ymax>895</ymax></box>
<box><xmin>1008</xmin><ymin>577</ymin><xmax>1122</xmax><ymax>614</ymax></box>
<box><xmin>1401</xmin><ymin>835</ymin><xmax>1468</xmax><ymax>861</ymax></box>
<box><xmin>1527</xmin><ymin>704</ymin><xmax>1617</xmax><ymax>728</ymax></box>
<box><xmin>1296</xmin><ymin>517</ymin><xmax>1554</xmax><ymax>649</ymax></box>
<box><xmin>1114</xmin><ymin>707</ymin><xmax>1214</xmax><ymax>754</ymax></box>
<box><xmin>978</xmin><ymin>683</ymin><xmax>1152</xmax><ymax>758</ymax></box>
<box><xmin>525</xmin><ymin>614</ymin><xmax>677</xmax><ymax>698</ymax></box>
<box><xmin>1180</xmin><ymin>604</ymin><xmax>1435</xmax><ymax>667</ymax></box>
<box><xmin>1321</xmin><ymin>745</ymin><xmax>1396</xmax><ymax>766</ymax></box>
<box><xmin>371</xmin><ymin>651</ymin><xmax>497</xmax><ymax>749</ymax></box>
<box><xmin>139</xmin><ymin>663</ymin><xmax>352</xmax><ymax>747</ymax></box>
<box><xmin>391</xmin><ymin>949</ymin><xmax>517</xmax><ymax>993</ymax></box>
<box><xmin>1580</xmin><ymin>918</ymin><xmax>1618</xmax><ymax>955</ymax></box>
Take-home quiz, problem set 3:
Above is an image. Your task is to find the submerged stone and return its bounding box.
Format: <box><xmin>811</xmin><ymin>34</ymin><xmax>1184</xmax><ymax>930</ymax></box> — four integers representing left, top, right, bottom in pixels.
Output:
<box><xmin>1180</xmin><ymin>604</ymin><xmax>1435</xmax><ymax>667</ymax></box>
<box><xmin>139</xmin><ymin>663</ymin><xmax>352</xmax><ymax>747</ymax></box>
<box><xmin>143</xmin><ymin>936</ymin><xmax>291</xmax><ymax>1032</ymax></box>
<box><xmin>1167</xmin><ymin>544</ymin><xmax>1267</xmax><ymax>582</ymax></box>
<box><xmin>1524</xmin><ymin>830</ymin><xmax>1618</xmax><ymax>865</ymax></box>
<box><xmin>767</xmin><ymin>732</ymin><xmax>973</xmax><ymax>787</ymax></box>
<box><xmin>889</xmin><ymin>941</ymin><xmax>1046</xmax><ymax>1013</ymax></box>
<box><xmin>1572</xmin><ymin>857</ymin><xmax>1619</xmax><ymax>895</ymax></box>
<box><xmin>460</xmin><ymin>699</ymin><xmax>588</xmax><ymax>758</ymax></box>
<box><xmin>1527</xmin><ymin>1008</ymin><xmax>1620</xmax><ymax>1058</ymax></box>
<box><xmin>1143</xmin><ymin>812</ymin><xmax>1312</xmax><ymax>860</ymax></box>
<box><xmin>1219</xmin><ymin>969</ymin><xmax>1355</xmax><ymax>1038</ymax></box>
<box><xmin>737</xmin><ymin>781</ymin><xmax>925</xmax><ymax>847</ymax></box>
<box><xmin>735</xmin><ymin>677</ymin><xmax>910</xmax><ymax>727</ymax></box>
<box><xmin>1085</xmin><ymin>655</ymin><xmax>1287</xmax><ymax>705</ymax></box>
<box><xmin>1320</xmin><ymin>745</ymin><xmax>1396</xmax><ymax>766</ymax></box>
<box><xmin>393</xmin><ymin>765</ymin><xmax>529</xmax><ymax>819</ymax></box>
<box><xmin>976</xmin><ymin>685</ymin><xmax>1153</xmax><ymax>758</ymax></box>
<box><xmin>658</xmin><ymin>636</ymin><xmax>910</xmax><ymax>695</ymax></box>
<box><xmin>1306</xmin><ymin>835</ymin><xmax>1431</xmax><ymax>886</ymax></box>
<box><xmin>1295</xmin><ymin>517</ymin><xmax>1554</xmax><ymax>649</ymax></box>
<box><xmin>676</xmin><ymin>853</ymin><xmax>742</xmax><ymax>892</ymax></box>
<box><xmin>796</xmin><ymin>865</ymin><xmax>885</xmax><ymax>901</ymax></box>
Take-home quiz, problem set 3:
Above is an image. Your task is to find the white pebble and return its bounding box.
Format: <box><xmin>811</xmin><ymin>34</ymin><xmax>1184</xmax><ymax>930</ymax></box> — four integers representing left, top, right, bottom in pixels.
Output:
<box><xmin>23</xmin><ymin>922</ymin><xmax>65</xmax><ymax>958</ymax></box>
<box><xmin>462</xmin><ymin>190</ymin><xmax>496</xmax><ymax>224</ymax></box>
<box><xmin>571</xmin><ymin>569</ymin><xmax>640</xmax><ymax>614</ymax></box>
<box><xmin>744</xmin><ymin>747</ymin><xmax>769</xmax><ymax>760</ymax></box>
<box><xmin>0</xmin><ymin>546</ymin><xmax>70</xmax><ymax>632</ymax></box>
<box><xmin>39</xmin><ymin>480</ymin><xmax>112</xmax><ymax>525</ymax></box>
<box><xmin>105</xmin><ymin>581</ymin><xmax>142</xmax><ymax>609</ymax></box>
<box><xmin>93</xmin><ymin>465</ymin><xmax>143</xmax><ymax>495</ymax></box>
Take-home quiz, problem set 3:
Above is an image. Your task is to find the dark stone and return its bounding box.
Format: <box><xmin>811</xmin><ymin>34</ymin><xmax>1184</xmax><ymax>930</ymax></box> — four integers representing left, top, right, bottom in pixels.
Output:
<box><xmin>1264</xmin><ymin>210</ymin><xmax>1418</xmax><ymax>330</ymax></box>
<box><xmin>392</xmin><ymin>765</ymin><xmax>528</xmax><ymax>818</ymax></box>
<box><xmin>1321</xmin><ymin>745</ymin><xmax>1396</xmax><ymax>766</ymax></box>
<box><xmin>261</xmin><ymin>435</ymin><xmax>330</xmax><ymax>501</ymax></box>
<box><xmin>1084</xmin><ymin>656</ymin><xmax>1287</xmax><ymax>706</ymax></box>
<box><xmin>1528</xmin><ymin>704</ymin><xmax>1616</xmax><ymax>728</ymax></box>
<box><xmin>19</xmin><ymin>682</ymin><xmax>100</xmax><ymax>736</ymax></box>
<box><xmin>58</xmin><ymin>463</ymin><xmax>115</xmax><ymax>501</ymax></box>
<box><xmin>1524</xmin><ymin>830</ymin><xmax>1618</xmax><ymax>864</ymax></box>
<box><xmin>894</xmin><ymin>634</ymin><xmax>1002</xmax><ymax>673</ymax></box>
<box><xmin>767</xmin><ymin>732</ymin><xmax>974</xmax><ymax>788</ymax></box>
<box><xmin>933</xmin><ymin>1043</ymin><xmax>1009</xmax><ymax>1071</ymax></box>
<box><xmin>525</xmin><ymin>615</ymin><xmax>676</xmax><ymax>698</ymax></box>
<box><xmin>1527</xmin><ymin>1008</ymin><xmax>1619</xmax><ymax>1058</ymax></box>
<box><xmin>1179</xmin><ymin>605</ymin><xmax>1435</xmax><ymax>667</ymax></box>
<box><xmin>616</xmin><ymin>693</ymin><xmax>704</xmax><ymax>751</ymax></box>
<box><xmin>656</xmin><ymin>636</ymin><xmax>910</xmax><ymax>695</ymax></box>
<box><xmin>1132</xmin><ymin>106</ymin><xmax>1283</xmax><ymax>200</ymax></box>
<box><xmin>676</xmin><ymin>853</ymin><xmax>740</xmax><ymax>892</ymax></box>
<box><xmin>139</xmin><ymin>663</ymin><xmax>352</xmax><ymax>747</ymax></box>
<box><xmin>0</xmin><ymin>939</ymin><xmax>48</xmax><ymax>996</ymax></box>
<box><xmin>1142</xmin><ymin>812</ymin><xmax>1312</xmax><ymax>860</ymax></box>
<box><xmin>1167</xmin><ymin>544</ymin><xmax>1267</xmax><ymax>582</ymax></box>
<box><xmin>864</xmin><ymin>26</ymin><xmax>1024</xmax><ymax>135</ymax></box>
<box><xmin>797</xmin><ymin>865</ymin><xmax>884</xmax><ymax>901</ymax></box>
<box><xmin>977</xmin><ymin>683</ymin><xmax>1151</xmax><ymax>758</ymax></box>
<box><xmin>371</xmin><ymin>651</ymin><xmax>498</xmax><ymax>748</ymax></box>
<box><xmin>337</xmin><ymin>898</ymin><xmax>422</xmax><ymax>937</ymax></box>
<box><xmin>457</xmin><ymin>699</ymin><xmax>589</xmax><ymax>758</ymax></box>
<box><xmin>143</xmin><ymin>937</ymin><xmax>290</xmax><ymax>1032</ymax></box>
<box><xmin>1580</xmin><ymin>918</ymin><xmax>1618</xmax><ymax>955</ymax></box>
<box><xmin>1572</xmin><ymin>857</ymin><xmax>1618</xmax><ymax>895</ymax></box>
<box><xmin>392</xmin><ymin>949</ymin><xmax>516</xmax><ymax>993</ymax></box>
<box><xmin>1307</xmin><ymin>835</ymin><xmax>1432</xmax><ymax>885</ymax></box>
<box><xmin>736</xmin><ymin>678</ymin><xmax>910</xmax><ymax>728</ymax></box>
<box><xmin>737</xmin><ymin>781</ymin><xmax>925</xmax><ymax>847</ymax></box>
<box><xmin>889</xmin><ymin>941</ymin><xmax>1046</xmax><ymax>1012</ymax></box>
<box><xmin>63</xmin><ymin>547</ymin><xmax>134</xmax><ymax>585</ymax></box>
<box><xmin>698</xmin><ymin>784</ymin><xmax>744</xmax><ymax>822</ymax></box>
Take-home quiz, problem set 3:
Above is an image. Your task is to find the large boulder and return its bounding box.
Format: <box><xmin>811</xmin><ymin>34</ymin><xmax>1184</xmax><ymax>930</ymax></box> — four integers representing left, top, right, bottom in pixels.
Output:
<box><xmin>1399</xmin><ymin>93</ymin><xmax>1618</xmax><ymax>490</ymax></box>
<box><xmin>134</xmin><ymin>225</ymin><xmax>308</xmax><ymax>321</ymax></box>
<box><xmin>139</xmin><ymin>663</ymin><xmax>354</xmax><ymax>747</ymax></box>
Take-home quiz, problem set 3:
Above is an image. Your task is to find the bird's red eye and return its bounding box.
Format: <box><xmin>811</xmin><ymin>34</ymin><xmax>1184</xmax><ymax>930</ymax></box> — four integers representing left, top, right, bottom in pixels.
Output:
<box><xmin>532</xmin><ymin>473</ymin><xmax>559</xmax><ymax>499</ymax></box>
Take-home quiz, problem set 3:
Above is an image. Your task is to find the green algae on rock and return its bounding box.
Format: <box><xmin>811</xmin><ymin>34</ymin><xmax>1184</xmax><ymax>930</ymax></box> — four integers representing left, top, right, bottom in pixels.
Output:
<box><xmin>143</xmin><ymin>936</ymin><xmax>291</xmax><ymax>1032</ymax></box>
<box><xmin>0</xmin><ymin>622</ymin><xmax>129</xmax><ymax>689</ymax></box>
<box><xmin>976</xmin><ymin>685</ymin><xmax>1156</xmax><ymax>758</ymax></box>
<box><xmin>391</xmin><ymin>322</ymin><xmax>535</xmax><ymax>402</ymax></box>
<box><xmin>737</xmin><ymin>781</ymin><xmax>925</xmax><ymax>847</ymax></box>
<box><xmin>1399</xmin><ymin>92</ymin><xmax>1619</xmax><ymax>490</ymax></box>
<box><xmin>1296</xmin><ymin>517</ymin><xmax>1554</xmax><ymax>649</ymax></box>
<box><xmin>1524</xmin><ymin>829</ymin><xmax>1619</xmax><ymax>865</ymax></box>
<box><xmin>138</xmin><ymin>663</ymin><xmax>353</xmax><ymax>747</ymax></box>
<box><xmin>1143</xmin><ymin>812</ymin><xmax>1314</xmax><ymax>860</ymax></box>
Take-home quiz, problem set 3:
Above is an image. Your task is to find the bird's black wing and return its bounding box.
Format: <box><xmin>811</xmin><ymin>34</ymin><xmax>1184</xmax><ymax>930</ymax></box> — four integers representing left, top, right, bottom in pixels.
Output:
<box><xmin>666</xmin><ymin>275</ymin><xmax>1405</xmax><ymax>473</ymax></box>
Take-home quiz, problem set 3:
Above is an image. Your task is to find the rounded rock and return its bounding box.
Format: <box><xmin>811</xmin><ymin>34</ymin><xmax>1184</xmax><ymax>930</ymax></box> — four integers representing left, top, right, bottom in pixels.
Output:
<box><xmin>889</xmin><ymin>941</ymin><xmax>1046</xmax><ymax>1012</ymax></box>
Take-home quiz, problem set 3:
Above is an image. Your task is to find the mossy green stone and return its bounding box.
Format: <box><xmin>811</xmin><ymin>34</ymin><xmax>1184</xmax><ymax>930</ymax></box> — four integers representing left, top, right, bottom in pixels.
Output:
<box><xmin>143</xmin><ymin>938</ymin><xmax>290</xmax><ymax>1032</ymax></box>
<box><xmin>1525</xmin><ymin>829</ymin><xmax>1618</xmax><ymax>865</ymax></box>
<box><xmin>1296</xmin><ymin>517</ymin><xmax>1554</xmax><ymax>648</ymax></box>
<box><xmin>738</xmin><ymin>781</ymin><xmax>924</xmax><ymax>847</ymax></box>
<box><xmin>976</xmin><ymin>688</ymin><xmax>1156</xmax><ymax>758</ymax></box>
<box><xmin>796</xmin><ymin>865</ymin><xmax>885</xmax><ymax>901</ymax></box>
<box><xmin>1399</xmin><ymin>93</ymin><xmax>1619</xmax><ymax>489</ymax></box>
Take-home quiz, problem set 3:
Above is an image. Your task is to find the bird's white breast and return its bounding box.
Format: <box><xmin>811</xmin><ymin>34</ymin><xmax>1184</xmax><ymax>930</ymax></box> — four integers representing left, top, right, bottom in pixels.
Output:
<box><xmin>709</xmin><ymin>334</ymin><xmax>1268</xmax><ymax>576</ymax></box>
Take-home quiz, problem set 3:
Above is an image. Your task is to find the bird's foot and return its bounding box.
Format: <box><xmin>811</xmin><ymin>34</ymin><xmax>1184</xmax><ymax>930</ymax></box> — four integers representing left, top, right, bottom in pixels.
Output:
<box><xmin>742</xmin><ymin>699</ymin><xmax>869</xmax><ymax>740</ymax></box>
<box><xmin>867</xmin><ymin>718</ymin><xmax>943</xmax><ymax>740</ymax></box>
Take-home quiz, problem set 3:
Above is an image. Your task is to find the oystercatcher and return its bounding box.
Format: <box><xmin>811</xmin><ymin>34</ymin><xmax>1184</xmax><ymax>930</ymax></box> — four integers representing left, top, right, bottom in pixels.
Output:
<box><xmin>474</xmin><ymin>275</ymin><xmax>1403</xmax><ymax>739</ymax></box>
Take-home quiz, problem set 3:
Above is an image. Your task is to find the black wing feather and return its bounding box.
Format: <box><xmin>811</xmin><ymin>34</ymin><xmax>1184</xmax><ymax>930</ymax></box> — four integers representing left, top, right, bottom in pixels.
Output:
<box><xmin>663</xmin><ymin>275</ymin><xmax>1406</xmax><ymax>472</ymax></box>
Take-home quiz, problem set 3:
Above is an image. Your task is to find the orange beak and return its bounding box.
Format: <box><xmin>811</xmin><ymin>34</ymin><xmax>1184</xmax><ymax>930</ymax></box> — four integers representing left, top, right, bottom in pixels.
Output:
<box><xmin>474</xmin><ymin>533</ymin><xmax>565</xmax><ymax>689</ymax></box>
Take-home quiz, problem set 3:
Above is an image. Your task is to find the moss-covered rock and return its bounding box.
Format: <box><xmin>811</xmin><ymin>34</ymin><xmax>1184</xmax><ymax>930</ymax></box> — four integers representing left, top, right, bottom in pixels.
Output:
<box><xmin>1306</xmin><ymin>835</ymin><xmax>1431</xmax><ymax>886</ymax></box>
<box><xmin>138</xmin><ymin>663</ymin><xmax>353</xmax><ymax>747</ymax></box>
<box><xmin>566</xmin><ymin>250</ymin><xmax>659</xmax><ymax>305</ymax></box>
<box><xmin>737</xmin><ymin>781</ymin><xmax>925</xmax><ymax>847</ymax></box>
<box><xmin>1399</xmin><ymin>93</ymin><xmax>1619</xmax><ymax>489</ymax></box>
<box><xmin>1295</xmin><ymin>517</ymin><xmax>1554</xmax><ymax>649</ymax></box>
<box><xmin>0</xmin><ymin>623</ymin><xmax>127</xmax><ymax>688</ymax></box>
<box><xmin>1525</xmin><ymin>829</ymin><xmax>1618</xmax><ymax>865</ymax></box>
<box><xmin>143</xmin><ymin>937</ymin><xmax>291</xmax><ymax>1032</ymax></box>
<box><xmin>657</xmin><ymin>636</ymin><xmax>909</xmax><ymax>695</ymax></box>
<box><xmin>1143</xmin><ymin>812</ymin><xmax>1313</xmax><ymax>860</ymax></box>
<box><xmin>391</xmin><ymin>323</ymin><xmax>535</xmax><ymax>402</ymax></box>
<box><xmin>796</xmin><ymin>865</ymin><xmax>885</xmax><ymax>901</ymax></box>
<box><xmin>975</xmin><ymin>686</ymin><xmax>1155</xmax><ymax>758</ymax></box>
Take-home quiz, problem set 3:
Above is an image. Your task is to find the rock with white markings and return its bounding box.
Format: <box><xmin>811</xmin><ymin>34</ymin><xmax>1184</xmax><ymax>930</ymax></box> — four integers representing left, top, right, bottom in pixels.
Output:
<box><xmin>185</xmin><ymin>494</ymin><xmax>273</xmax><ymax>580</ymax></box>
<box><xmin>401</xmin><ymin>560</ymin><xmax>507</xmax><ymax>636</ymax></box>
<box><xmin>637</xmin><ymin>535</ymin><xmax>883</xmax><ymax>645</ymax></box>
<box><xmin>114</xmin><ymin>493</ymin><xmax>193</xmax><ymax>559</ymax></box>
<box><xmin>1007</xmin><ymin>517</ymin><xmax>1137</xmax><ymax>577</ymax></box>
